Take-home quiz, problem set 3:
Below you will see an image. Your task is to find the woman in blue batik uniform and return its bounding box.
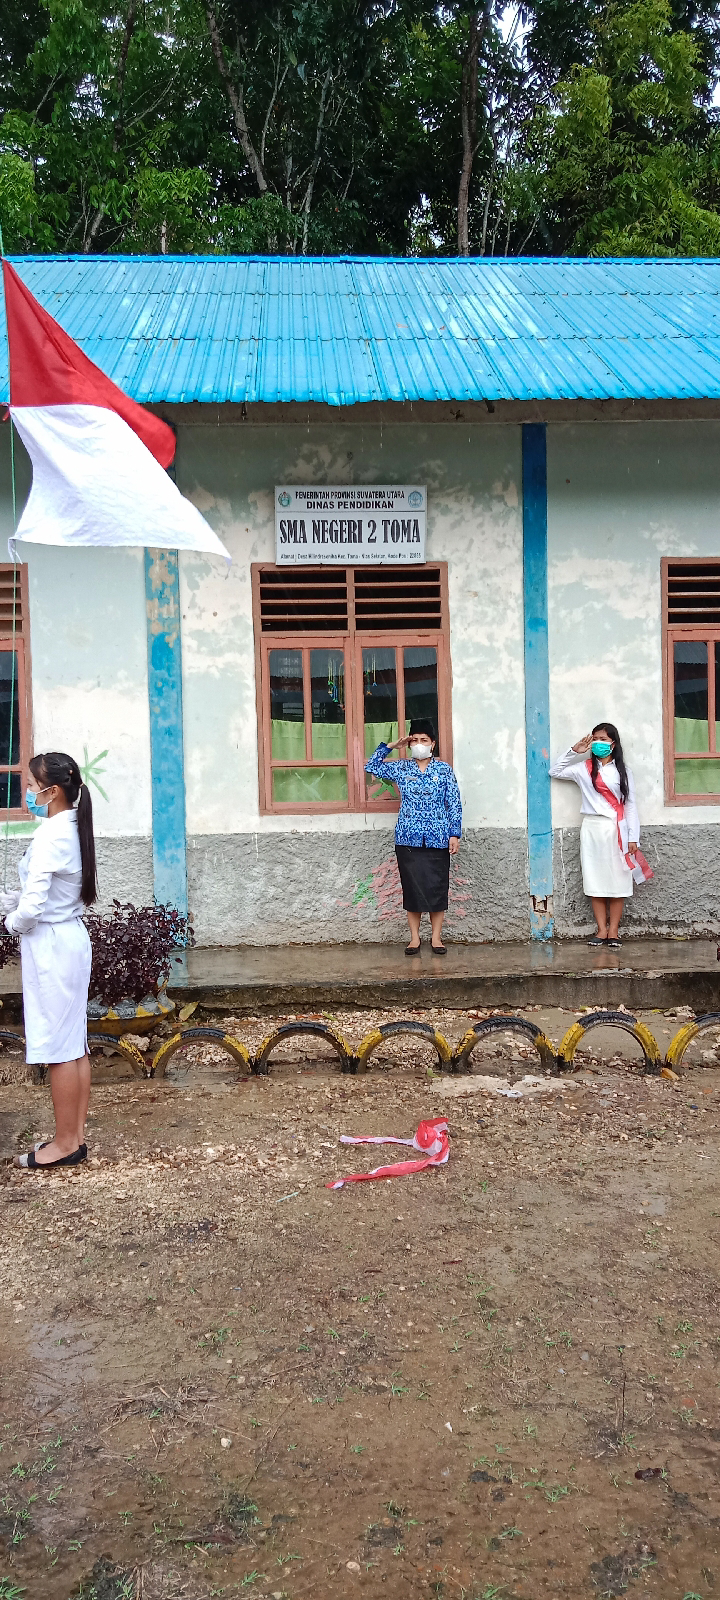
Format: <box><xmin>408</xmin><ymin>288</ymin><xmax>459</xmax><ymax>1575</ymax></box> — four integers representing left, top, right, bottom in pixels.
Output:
<box><xmin>365</xmin><ymin>718</ymin><xmax>462</xmax><ymax>956</ymax></box>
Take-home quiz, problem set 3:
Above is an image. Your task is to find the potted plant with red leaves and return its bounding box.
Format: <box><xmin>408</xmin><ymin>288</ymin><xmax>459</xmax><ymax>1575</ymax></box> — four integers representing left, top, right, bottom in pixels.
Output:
<box><xmin>85</xmin><ymin>900</ymin><xmax>194</xmax><ymax>1037</ymax></box>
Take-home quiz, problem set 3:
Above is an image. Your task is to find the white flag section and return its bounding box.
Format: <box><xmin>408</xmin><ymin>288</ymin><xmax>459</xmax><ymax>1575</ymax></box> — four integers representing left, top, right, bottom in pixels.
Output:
<box><xmin>9</xmin><ymin>405</ymin><xmax>231</xmax><ymax>563</ymax></box>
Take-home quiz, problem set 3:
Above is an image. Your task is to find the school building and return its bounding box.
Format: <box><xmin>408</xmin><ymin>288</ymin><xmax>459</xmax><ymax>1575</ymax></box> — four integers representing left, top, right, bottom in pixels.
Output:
<box><xmin>1</xmin><ymin>254</ymin><xmax>720</xmax><ymax>946</ymax></box>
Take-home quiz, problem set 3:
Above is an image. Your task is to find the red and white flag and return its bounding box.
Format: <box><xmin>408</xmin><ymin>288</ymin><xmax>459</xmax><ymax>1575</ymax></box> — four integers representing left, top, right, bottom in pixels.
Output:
<box><xmin>2</xmin><ymin>259</ymin><xmax>230</xmax><ymax>562</ymax></box>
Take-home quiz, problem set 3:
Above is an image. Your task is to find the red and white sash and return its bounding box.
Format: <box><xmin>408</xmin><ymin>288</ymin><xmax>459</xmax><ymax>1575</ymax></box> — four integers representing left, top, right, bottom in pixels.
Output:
<box><xmin>326</xmin><ymin>1117</ymin><xmax>450</xmax><ymax>1189</ymax></box>
<box><xmin>586</xmin><ymin>761</ymin><xmax>653</xmax><ymax>885</ymax></box>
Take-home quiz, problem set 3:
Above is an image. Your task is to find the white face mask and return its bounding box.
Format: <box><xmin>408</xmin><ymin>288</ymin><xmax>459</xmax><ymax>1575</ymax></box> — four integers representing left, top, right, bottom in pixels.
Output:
<box><xmin>410</xmin><ymin>742</ymin><xmax>432</xmax><ymax>760</ymax></box>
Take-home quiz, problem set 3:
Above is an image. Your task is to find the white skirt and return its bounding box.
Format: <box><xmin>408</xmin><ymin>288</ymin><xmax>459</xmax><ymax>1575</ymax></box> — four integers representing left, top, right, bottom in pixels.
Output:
<box><xmin>20</xmin><ymin>919</ymin><xmax>92</xmax><ymax>1064</ymax></box>
<box><xmin>580</xmin><ymin>815</ymin><xmax>634</xmax><ymax>899</ymax></box>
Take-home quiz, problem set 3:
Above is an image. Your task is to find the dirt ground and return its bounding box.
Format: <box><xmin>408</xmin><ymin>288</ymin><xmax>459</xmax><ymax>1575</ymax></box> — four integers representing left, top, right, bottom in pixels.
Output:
<box><xmin>1</xmin><ymin>1002</ymin><xmax>719</xmax><ymax>1600</ymax></box>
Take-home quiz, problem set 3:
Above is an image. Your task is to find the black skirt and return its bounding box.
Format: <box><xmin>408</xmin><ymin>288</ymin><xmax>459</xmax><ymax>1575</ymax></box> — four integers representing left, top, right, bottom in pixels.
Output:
<box><xmin>395</xmin><ymin>844</ymin><xmax>450</xmax><ymax>913</ymax></box>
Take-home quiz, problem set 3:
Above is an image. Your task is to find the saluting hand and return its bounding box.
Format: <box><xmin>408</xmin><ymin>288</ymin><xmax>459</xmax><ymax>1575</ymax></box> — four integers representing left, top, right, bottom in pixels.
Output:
<box><xmin>572</xmin><ymin>732</ymin><xmax>593</xmax><ymax>753</ymax></box>
<box><xmin>390</xmin><ymin>735</ymin><xmax>411</xmax><ymax>751</ymax></box>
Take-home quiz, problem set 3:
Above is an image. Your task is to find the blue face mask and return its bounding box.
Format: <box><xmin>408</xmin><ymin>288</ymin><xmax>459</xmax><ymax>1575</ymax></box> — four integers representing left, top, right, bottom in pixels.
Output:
<box><xmin>25</xmin><ymin>787</ymin><xmax>50</xmax><ymax>818</ymax></box>
<box><xmin>591</xmin><ymin>740</ymin><xmax>613</xmax><ymax>759</ymax></box>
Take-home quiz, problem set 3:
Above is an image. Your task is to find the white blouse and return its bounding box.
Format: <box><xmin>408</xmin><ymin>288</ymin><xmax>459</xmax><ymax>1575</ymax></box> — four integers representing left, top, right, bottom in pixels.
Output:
<box><xmin>549</xmin><ymin>747</ymin><xmax>640</xmax><ymax>845</ymax></box>
<box><xmin>4</xmin><ymin>810</ymin><xmax>84</xmax><ymax>936</ymax></box>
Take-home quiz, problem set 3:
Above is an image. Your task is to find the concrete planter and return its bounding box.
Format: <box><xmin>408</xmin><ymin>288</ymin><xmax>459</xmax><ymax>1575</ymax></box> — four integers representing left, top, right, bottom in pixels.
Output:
<box><xmin>87</xmin><ymin>989</ymin><xmax>175</xmax><ymax>1038</ymax></box>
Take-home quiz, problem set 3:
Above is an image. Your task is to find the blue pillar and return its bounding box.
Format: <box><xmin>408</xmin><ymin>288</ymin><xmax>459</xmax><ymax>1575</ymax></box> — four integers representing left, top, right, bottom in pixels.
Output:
<box><xmin>145</xmin><ymin>548</ymin><xmax>188</xmax><ymax>914</ymax></box>
<box><xmin>522</xmin><ymin>424</ymin><xmax>554</xmax><ymax>940</ymax></box>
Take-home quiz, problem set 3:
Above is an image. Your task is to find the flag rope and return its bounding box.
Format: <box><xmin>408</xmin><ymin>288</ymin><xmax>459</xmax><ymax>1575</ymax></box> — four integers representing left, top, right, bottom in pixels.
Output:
<box><xmin>0</xmin><ymin>223</ymin><xmax>20</xmax><ymax>891</ymax></box>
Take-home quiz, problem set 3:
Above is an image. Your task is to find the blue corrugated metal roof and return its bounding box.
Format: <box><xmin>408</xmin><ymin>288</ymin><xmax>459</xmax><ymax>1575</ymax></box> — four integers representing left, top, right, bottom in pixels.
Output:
<box><xmin>2</xmin><ymin>254</ymin><xmax>720</xmax><ymax>405</ymax></box>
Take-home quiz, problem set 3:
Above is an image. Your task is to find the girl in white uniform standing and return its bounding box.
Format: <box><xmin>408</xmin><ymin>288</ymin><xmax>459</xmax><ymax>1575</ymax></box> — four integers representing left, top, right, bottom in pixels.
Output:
<box><xmin>550</xmin><ymin>722</ymin><xmax>646</xmax><ymax>949</ymax></box>
<box><xmin>4</xmin><ymin>752</ymin><xmax>97</xmax><ymax>1170</ymax></box>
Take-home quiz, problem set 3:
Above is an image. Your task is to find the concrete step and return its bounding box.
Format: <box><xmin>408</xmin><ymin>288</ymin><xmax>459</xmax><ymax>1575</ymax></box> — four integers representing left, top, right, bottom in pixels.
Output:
<box><xmin>163</xmin><ymin>937</ymin><xmax>719</xmax><ymax>1014</ymax></box>
<box><xmin>0</xmin><ymin>938</ymin><xmax>716</xmax><ymax>1020</ymax></box>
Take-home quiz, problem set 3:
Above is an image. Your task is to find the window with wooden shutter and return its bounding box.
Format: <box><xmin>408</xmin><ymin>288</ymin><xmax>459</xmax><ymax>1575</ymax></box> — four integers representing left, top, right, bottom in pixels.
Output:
<box><xmin>252</xmin><ymin>564</ymin><xmax>452</xmax><ymax>813</ymax></box>
<box><xmin>0</xmin><ymin>565</ymin><xmax>32</xmax><ymax>815</ymax></box>
<box><xmin>663</xmin><ymin>558</ymin><xmax>720</xmax><ymax>803</ymax></box>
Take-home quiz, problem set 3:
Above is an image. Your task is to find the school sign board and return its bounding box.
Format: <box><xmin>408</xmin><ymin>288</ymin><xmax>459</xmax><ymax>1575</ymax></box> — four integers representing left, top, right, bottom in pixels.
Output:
<box><xmin>275</xmin><ymin>485</ymin><xmax>426</xmax><ymax>564</ymax></box>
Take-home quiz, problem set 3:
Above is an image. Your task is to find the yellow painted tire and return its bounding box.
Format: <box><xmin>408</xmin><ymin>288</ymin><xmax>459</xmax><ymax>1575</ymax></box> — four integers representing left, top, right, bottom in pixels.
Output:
<box><xmin>355</xmin><ymin>1020</ymin><xmax>452</xmax><ymax>1073</ymax></box>
<box><xmin>665</xmin><ymin>1012</ymin><xmax>720</xmax><ymax>1073</ymax></box>
<box><xmin>152</xmin><ymin>1027</ymin><xmax>251</xmax><ymax>1080</ymax></box>
<box><xmin>88</xmin><ymin>1032</ymin><xmax>149</xmax><ymax>1078</ymax></box>
<box><xmin>253</xmin><ymin>1021</ymin><xmax>352</xmax><ymax>1075</ymax></box>
<box><xmin>557</xmin><ymin>1010</ymin><xmax>661</xmax><ymax>1075</ymax></box>
<box><xmin>451</xmin><ymin>1015</ymin><xmax>556</xmax><ymax>1075</ymax></box>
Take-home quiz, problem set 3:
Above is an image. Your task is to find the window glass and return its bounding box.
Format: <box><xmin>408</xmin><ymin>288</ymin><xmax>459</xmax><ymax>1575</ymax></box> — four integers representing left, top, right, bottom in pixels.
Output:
<box><xmin>0</xmin><ymin>653</ymin><xmax>20</xmax><ymax>767</ymax></box>
<box><xmin>272</xmin><ymin>767</ymin><xmax>348</xmax><ymax>804</ymax></box>
<box><xmin>675</xmin><ymin>759</ymin><xmax>720</xmax><ymax>795</ymax></box>
<box><xmin>0</xmin><ymin>773</ymin><xmax>20</xmax><ymax>808</ymax></box>
<box><xmin>310</xmin><ymin>649</ymin><xmax>346</xmax><ymax>761</ymax></box>
<box><xmin>674</xmin><ymin>640</ymin><xmax>708</xmax><ymax>752</ymax></box>
<box><xmin>363</xmin><ymin>647</ymin><xmax>399</xmax><ymax>755</ymax></box>
<box><xmin>270</xmin><ymin>649</ymin><xmax>305</xmax><ymax>761</ymax></box>
<box><xmin>404</xmin><ymin>646</ymin><xmax>438</xmax><ymax>730</ymax></box>
<box><xmin>363</xmin><ymin>646</ymin><xmax>399</xmax><ymax>799</ymax></box>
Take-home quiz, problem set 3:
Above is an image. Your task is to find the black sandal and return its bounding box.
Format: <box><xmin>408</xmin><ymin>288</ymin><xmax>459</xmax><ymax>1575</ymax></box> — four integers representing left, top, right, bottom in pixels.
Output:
<box><xmin>404</xmin><ymin>943</ymin><xmax>422</xmax><ymax>956</ymax></box>
<box><xmin>16</xmin><ymin>1146</ymin><xmax>84</xmax><ymax>1171</ymax></box>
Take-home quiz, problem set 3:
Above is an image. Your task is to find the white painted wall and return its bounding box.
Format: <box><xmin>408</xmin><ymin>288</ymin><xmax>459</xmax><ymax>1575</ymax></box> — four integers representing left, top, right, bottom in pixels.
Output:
<box><xmin>24</xmin><ymin>544</ymin><xmax>152</xmax><ymax>836</ymax></box>
<box><xmin>547</xmin><ymin>420</ymin><xmax>720</xmax><ymax>829</ymax></box>
<box><xmin>177</xmin><ymin>415</ymin><xmax>527</xmax><ymax>835</ymax></box>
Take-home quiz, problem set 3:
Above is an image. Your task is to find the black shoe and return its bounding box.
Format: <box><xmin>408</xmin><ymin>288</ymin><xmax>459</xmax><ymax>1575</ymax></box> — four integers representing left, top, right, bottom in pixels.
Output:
<box><xmin>587</xmin><ymin>936</ymin><xmax>607</xmax><ymax>946</ymax></box>
<box><xmin>405</xmin><ymin>943</ymin><xmax>422</xmax><ymax>956</ymax></box>
<box><xmin>606</xmin><ymin>939</ymin><xmax>622</xmax><ymax>949</ymax></box>
<box><xmin>16</xmin><ymin>1146</ymin><xmax>84</xmax><ymax>1171</ymax></box>
<box><xmin>431</xmin><ymin>943</ymin><xmax>447</xmax><ymax>956</ymax></box>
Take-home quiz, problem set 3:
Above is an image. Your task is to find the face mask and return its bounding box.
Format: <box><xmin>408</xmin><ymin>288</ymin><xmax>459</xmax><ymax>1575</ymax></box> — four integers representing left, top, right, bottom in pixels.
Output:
<box><xmin>410</xmin><ymin>743</ymin><xmax>432</xmax><ymax>760</ymax></box>
<box><xmin>25</xmin><ymin>787</ymin><xmax>50</xmax><ymax>818</ymax></box>
<box><xmin>591</xmin><ymin>740</ymin><xmax>613</xmax><ymax>759</ymax></box>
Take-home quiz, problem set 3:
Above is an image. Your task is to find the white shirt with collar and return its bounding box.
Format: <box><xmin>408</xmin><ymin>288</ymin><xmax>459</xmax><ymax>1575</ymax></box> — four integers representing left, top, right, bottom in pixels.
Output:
<box><xmin>549</xmin><ymin>747</ymin><xmax>640</xmax><ymax>847</ymax></box>
<box><xmin>5</xmin><ymin>808</ymin><xmax>84</xmax><ymax>936</ymax></box>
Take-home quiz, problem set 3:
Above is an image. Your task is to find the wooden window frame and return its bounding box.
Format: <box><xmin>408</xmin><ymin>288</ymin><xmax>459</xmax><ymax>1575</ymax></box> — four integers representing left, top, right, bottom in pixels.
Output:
<box><xmin>0</xmin><ymin>565</ymin><xmax>32</xmax><ymax>819</ymax></box>
<box><xmin>253</xmin><ymin>563</ymin><xmax>453</xmax><ymax>816</ymax></box>
<box><xmin>662</xmin><ymin>557</ymin><xmax>720</xmax><ymax>805</ymax></box>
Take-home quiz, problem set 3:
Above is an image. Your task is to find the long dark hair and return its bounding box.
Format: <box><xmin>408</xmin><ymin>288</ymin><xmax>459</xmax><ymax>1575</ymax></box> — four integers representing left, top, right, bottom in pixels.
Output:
<box><xmin>29</xmin><ymin>751</ymin><xmax>98</xmax><ymax>906</ymax></box>
<box><xmin>590</xmin><ymin>722</ymin><xmax>629</xmax><ymax>803</ymax></box>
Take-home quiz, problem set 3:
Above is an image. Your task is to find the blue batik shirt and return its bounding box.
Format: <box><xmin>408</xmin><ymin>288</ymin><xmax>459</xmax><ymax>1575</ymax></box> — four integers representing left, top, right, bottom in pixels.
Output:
<box><xmin>365</xmin><ymin>745</ymin><xmax>462</xmax><ymax>848</ymax></box>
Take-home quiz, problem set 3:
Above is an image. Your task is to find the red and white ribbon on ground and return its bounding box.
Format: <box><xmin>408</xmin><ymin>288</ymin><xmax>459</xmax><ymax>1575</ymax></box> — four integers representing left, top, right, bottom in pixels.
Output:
<box><xmin>326</xmin><ymin>1117</ymin><xmax>450</xmax><ymax>1189</ymax></box>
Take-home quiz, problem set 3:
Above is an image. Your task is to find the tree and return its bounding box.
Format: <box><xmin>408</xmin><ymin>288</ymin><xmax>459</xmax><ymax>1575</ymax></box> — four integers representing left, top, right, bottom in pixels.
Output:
<box><xmin>1</xmin><ymin>0</ymin><xmax>719</xmax><ymax>257</ymax></box>
<box><xmin>516</xmin><ymin>0</ymin><xmax>720</xmax><ymax>255</ymax></box>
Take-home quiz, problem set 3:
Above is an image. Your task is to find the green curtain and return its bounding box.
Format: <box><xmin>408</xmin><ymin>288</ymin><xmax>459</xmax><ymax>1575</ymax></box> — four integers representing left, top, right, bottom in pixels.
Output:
<box><xmin>674</xmin><ymin>717</ymin><xmax>720</xmax><ymax>793</ymax></box>
<box><xmin>312</xmin><ymin>723</ymin><xmax>347</xmax><ymax>760</ymax></box>
<box><xmin>272</xmin><ymin>719</ymin><xmax>347</xmax><ymax>761</ymax></box>
<box><xmin>271</xmin><ymin>718</ymin><xmax>305</xmax><ymax>761</ymax></box>
<box><xmin>272</xmin><ymin>766</ymin><xmax>349</xmax><ymax>803</ymax></box>
<box><xmin>364</xmin><ymin>720</ymin><xmax>399</xmax><ymax>757</ymax></box>
<box><xmin>364</xmin><ymin>721</ymin><xmax>399</xmax><ymax>795</ymax></box>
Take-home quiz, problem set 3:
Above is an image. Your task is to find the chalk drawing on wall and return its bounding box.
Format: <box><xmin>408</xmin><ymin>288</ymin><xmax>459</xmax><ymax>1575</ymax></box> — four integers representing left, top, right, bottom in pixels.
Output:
<box><xmin>80</xmin><ymin>746</ymin><xmax>109</xmax><ymax>802</ymax></box>
<box><xmin>340</xmin><ymin>854</ymin><xmax>472</xmax><ymax>928</ymax></box>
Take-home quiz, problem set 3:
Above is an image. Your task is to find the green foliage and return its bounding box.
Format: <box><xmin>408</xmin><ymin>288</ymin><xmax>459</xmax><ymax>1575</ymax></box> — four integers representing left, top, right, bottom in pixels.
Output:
<box><xmin>0</xmin><ymin>0</ymin><xmax>719</xmax><ymax>257</ymax></box>
<box><xmin>516</xmin><ymin>0</ymin><xmax>720</xmax><ymax>255</ymax></box>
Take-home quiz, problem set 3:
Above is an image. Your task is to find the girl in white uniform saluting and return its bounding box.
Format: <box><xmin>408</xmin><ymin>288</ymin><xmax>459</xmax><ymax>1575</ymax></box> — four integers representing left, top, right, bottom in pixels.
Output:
<box><xmin>550</xmin><ymin>722</ymin><xmax>651</xmax><ymax>949</ymax></box>
<box><xmin>3</xmin><ymin>752</ymin><xmax>97</xmax><ymax>1170</ymax></box>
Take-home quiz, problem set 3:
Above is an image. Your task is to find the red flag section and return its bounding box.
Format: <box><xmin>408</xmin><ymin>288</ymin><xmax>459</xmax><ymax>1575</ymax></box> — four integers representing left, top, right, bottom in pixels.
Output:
<box><xmin>2</xmin><ymin>259</ymin><xmax>176</xmax><ymax>469</ymax></box>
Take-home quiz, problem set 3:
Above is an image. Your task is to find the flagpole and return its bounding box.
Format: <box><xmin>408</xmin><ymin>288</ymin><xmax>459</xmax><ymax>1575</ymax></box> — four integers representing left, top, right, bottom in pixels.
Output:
<box><xmin>0</xmin><ymin>223</ymin><xmax>20</xmax><ymax>890</ymax></box>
